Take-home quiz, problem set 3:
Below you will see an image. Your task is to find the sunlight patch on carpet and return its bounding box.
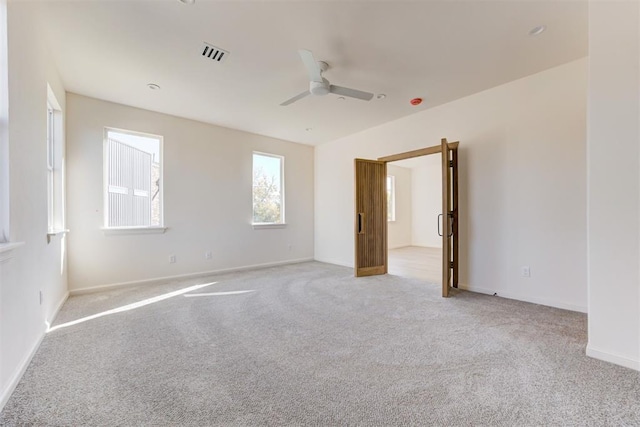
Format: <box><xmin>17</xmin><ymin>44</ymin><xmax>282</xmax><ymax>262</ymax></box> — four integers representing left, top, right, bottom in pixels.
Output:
<box><xmin>47</xmin><ymin>282</ymin><xmax>219</xmax><ymax>333</ymax></box>
<box><xmin>183</xmin><ymin>290</ymin><xmax>255</xmax><ymax>297</ymax></box>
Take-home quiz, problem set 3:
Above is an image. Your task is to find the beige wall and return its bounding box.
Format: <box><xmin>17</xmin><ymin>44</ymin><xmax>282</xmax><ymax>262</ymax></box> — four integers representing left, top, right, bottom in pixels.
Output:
<box><xmin>0</xmin><ymin>1</ymin><xmax>68</xmax><ymax>409</ymax></box>
<box><xmin>315</xmin><ymin>58</ymin><xmax>588</xmax><ymax>312</ymax></box>
<box><xmin>586</xmin><ymin>0</ymin><xmax>640</xmax><ymax>370</ymax></box>
<box><xmin>66</xmin><ymin>94</ymin><xmax>314</xmax><ymax>291</ymax></box>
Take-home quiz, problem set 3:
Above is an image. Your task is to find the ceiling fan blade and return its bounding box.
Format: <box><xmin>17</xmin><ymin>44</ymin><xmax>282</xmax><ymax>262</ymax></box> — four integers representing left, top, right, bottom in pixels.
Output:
<box><xmin>330</xmin><ymin>85</ymin><xmax>374</xmax><ymax>101</ymax></box>
<box><xmin>299</xmin><ymin>49</ymin><xmax>323</xmax><ymax>83</ymax></box>
<box><xmin>280</xmin><ymin>90</ymin><xmax>311</xmax><ymax>106</ymax></box>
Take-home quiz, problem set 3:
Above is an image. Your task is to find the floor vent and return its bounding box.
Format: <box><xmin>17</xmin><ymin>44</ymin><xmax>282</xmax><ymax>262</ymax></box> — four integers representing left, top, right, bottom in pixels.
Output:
<box><xmin>201</xmin><ymin>43</ymin><xmax>229</xmax><ymax>63</ymax></box>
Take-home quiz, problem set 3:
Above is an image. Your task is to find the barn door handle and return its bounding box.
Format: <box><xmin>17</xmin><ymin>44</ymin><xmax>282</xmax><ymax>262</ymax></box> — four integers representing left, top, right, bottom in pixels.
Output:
<box><xmin>438</xmin><ymin>213</ymin><xmax>454</xmax><ymax>237</ymax></box>
<box><xmin>357</xmin><ymin>213</ymin><xmax>365</xmax><ymax>234</ymax></box>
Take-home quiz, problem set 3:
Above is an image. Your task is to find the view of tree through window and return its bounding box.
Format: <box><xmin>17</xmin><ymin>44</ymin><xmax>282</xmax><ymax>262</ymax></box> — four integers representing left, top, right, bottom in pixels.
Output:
<box><xmin>253</xmin><ymin>152</ymin><xmax>284</xmax><ymax>224</ymax></box>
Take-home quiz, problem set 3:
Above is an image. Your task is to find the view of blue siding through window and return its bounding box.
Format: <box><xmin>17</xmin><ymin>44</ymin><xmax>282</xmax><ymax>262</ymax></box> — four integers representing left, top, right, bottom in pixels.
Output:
<box><xmin>252</xmin><ymin>153</ymin><xmax>283</xmax><ymax>224</ymax></box>
<box><xmin>106</xmin><ymin>129</ymin><xmax>161</xmax><ymax>227</ymax></box>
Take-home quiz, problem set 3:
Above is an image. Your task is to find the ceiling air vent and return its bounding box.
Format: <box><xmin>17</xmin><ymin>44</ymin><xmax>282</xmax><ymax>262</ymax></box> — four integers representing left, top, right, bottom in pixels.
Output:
<box><xmin>201</xmin><ymin>43</ymin><xmax>229</xmax><ymax>63</ymax></box>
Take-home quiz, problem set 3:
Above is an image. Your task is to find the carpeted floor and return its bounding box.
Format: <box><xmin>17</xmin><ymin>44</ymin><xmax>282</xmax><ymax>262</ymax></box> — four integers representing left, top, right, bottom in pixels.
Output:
<box><xmin>1</xmin><ymin>262</ymin><xmax>639</xmax><ymax>426</ymax></box>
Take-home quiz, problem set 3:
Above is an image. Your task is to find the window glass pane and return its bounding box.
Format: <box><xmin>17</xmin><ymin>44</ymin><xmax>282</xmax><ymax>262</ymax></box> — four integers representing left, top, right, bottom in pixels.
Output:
<box><xmin>253</xmin><ymin>153</ymin><xmax>283</xmax><ymax>224</ymax></box>
<box><xmin>47</xmin><ymin>105</ymin><xmax>54</xmax><ymax>231</ymax></box>
<box><xmin>46</xmin><ymin>84</ymin><xmax>66</xmax><ymax>234</ymax></box>
<box><xmin>105</xmin><ymin>129</ymin><xmax>162</xmax><ymax>227</ymax></box>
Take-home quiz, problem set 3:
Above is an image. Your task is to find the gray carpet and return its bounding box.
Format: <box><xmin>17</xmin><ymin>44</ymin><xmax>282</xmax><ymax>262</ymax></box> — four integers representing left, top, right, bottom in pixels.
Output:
<box><xmin>1</xmin><ymin>261</ymin><xmax>639</xmax><ymax>426</ymax></box>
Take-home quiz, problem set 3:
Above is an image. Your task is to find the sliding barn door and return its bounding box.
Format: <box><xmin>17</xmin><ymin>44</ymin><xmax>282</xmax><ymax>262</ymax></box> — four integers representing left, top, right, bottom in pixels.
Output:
<box><xmin>451</xmin><ymin>145</ymin><xmax>459</xmax><ymax>290</ymax></box>
<box><xmin>441</xmin><ymin>139</ymin><xmax>453</xmax><ymax>297</ymax></box>
<box><xmin>354</xmin><ymin>159</ymin><xmax>387</xmax><ymax>277</ymax></box>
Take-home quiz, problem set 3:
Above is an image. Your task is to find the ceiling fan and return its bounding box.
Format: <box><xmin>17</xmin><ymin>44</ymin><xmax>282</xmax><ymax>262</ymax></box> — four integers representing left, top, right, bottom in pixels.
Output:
<box><xmin>280</xmin><ymin>49</ymin><xmax>374</xmax><ymax>106</ymax></box>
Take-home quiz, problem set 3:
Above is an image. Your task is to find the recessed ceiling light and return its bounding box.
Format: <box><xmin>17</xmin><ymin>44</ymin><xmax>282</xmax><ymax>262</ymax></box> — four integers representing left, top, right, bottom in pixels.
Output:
<box><xmin>178</xmin><ymin>0</ymin><xmax>195</xmax><ymax>4</ymax></box>
<box><xmin>376</xmin><ymin>94</ymin><xmax>386</xmax><ymax>100</ymax></box>
<box><xmin>529</xmin><ymin>25</ymin><xmax>546</xmax><ymax>36</ymax></box>
<box><xmin>147</xmin><ymin>83</ymin><xmax>161</xmax><ymax>90</ymax></box>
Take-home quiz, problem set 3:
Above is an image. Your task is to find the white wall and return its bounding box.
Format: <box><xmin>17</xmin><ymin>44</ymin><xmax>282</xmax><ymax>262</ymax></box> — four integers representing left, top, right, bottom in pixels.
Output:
<box><xmin>387</xmin><ymin>164</ymin><xmax>412</xmax><ymax>249</ymax></box>
<box><xmin>586</xmin><ymin>1</ymin><xmax>640</xmax><ymax>371</ymax></box>
<box><xmin>0</xmin><ymin>2</ymin><xmax>68</xmax><ymax>409</ymax></box>
<box><xmin>0</xmin><ymin>0</ymin><xmax>7</xmax><ymax>244</ymax></box>
<box><xmin>315</xmin><ymin>58</ymin><xmax>587</xmax><ymax>312</ymax></box>
<box><xmin>410</xmin><ymin>156</ymin><xmax>442</xmax><ymax>248</ymax></box>
<box><xmin>66</xmin><ymin>94</ymin><xmax>314</xmax><ymax>291</ymax></box>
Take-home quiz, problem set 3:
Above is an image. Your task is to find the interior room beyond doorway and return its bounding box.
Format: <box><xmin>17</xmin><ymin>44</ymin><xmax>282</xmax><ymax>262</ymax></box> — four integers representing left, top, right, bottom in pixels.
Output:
<box><xmin>387</xmin><ymin>154</ymin><xmax>442</xmax><ymax>283</ymax></box>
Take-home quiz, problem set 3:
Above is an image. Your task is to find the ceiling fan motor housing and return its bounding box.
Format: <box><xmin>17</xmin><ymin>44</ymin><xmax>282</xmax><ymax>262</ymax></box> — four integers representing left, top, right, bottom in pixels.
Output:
<box><xmin>310</xmin><ymin>78</ymin><xmax>330</xmax><ymax>96</ymax></box>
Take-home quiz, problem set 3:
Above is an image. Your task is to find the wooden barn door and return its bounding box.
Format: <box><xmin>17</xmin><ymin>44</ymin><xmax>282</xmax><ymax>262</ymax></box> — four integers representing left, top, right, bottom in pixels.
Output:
<box><xmin>354</xmin><ymin>159</ymin><xmax>387</xmax><ymax>277</ymax></box>
<box><xmin>441</xmin><ymin>138</ymin><xmax>459</xmax><ymax>297</ymax></box>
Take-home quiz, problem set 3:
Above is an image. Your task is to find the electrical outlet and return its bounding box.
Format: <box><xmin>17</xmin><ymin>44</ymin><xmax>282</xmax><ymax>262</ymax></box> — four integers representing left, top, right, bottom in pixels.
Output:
<box><xmin>288</xmin><ymin>244</ymin><xmax>292</xmax><ymax>251</ymax></box>
<box><xmin>169</xmin><ymin>255</ymin><xmax>176</xmax><ymax>264</ymax></box>
<box><xmin>205</xmin><ymin>251</ymin><xmax>212</xmax><ymax>260</ymax></box>
<box><xmin>521</xmin><ymin>266</ymin><xmax>531</xmax><ymax>278</ymax></box>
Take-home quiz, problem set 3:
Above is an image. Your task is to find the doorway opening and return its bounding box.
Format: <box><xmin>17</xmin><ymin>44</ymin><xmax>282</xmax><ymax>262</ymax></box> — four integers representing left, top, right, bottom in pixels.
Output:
<box><xmin>386</xmin><ymin>154</ymin><xmax>442</xmax><ymax>284</ymax></box>
<box><xmin>354</xmin><ymin>139</ymin><xmax>458</xmax><ymax>297</ymax></box>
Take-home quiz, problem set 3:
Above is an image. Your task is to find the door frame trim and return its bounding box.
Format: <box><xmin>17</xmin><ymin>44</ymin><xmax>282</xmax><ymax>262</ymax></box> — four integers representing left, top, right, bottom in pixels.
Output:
<box><xmin>377</xmin><ymin>140</ymin><xmax>459</xmax><ymax>297</ymax></box>
<box><xmin>377</xmin><ymin>141</ymin><xmax>459</xmax><ymax>163</ymax></box>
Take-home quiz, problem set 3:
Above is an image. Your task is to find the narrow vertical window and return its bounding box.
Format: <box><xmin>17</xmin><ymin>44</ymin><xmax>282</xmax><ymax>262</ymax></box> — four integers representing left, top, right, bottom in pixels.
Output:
<box><xmin>46</xmin><ymin>103</ymin><xmax>55</xmax><ymax>231</ymax></box>
<box><xmin>46</xmin><ymin>85</ymin><xmax>64</xmax><ymax>236</ymax></box>
<box><xmin>104</xmin><ymin>128</ymin><xmax>163</xmax><ymax>228</ymax></box>
<box><xmin>252</xmin><ymin>152</ymin><xmax>284</xmax><ymax>225</ymax></box>
<box><xmin>387</xmin><ymin>175</ymin><xmax>396</xmax><ymax>222</ymax></box>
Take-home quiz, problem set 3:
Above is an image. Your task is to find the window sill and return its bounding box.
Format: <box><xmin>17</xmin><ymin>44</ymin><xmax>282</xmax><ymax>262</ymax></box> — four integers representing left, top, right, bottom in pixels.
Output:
<box><xmin>102</xmin><ymin>226</ymin><xmax>167</xmax><ymax>236</ymax></box>
<box><xmin>0</xmin><ymin>241</ymin><xmax>25</xmax><ymax>264</ymax></box>
<box><xmin>47</xmin><ymin>229</ymin><xmax>69</xmax><ymax>237</ymax></box>
<box><xmin>252</xmin><ymin>223</ymin><xmax>287</xmax><ymax>230</ymax></box>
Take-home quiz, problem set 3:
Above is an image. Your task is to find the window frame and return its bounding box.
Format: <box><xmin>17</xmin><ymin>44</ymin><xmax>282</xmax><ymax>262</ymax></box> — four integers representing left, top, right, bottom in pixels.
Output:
<box><xmin>252</xmin><ymin>151</ymin><xmax>285</xmax><ymax>227</ymax></box>
<box><xmin>45</xmin><ymin>85</ymin><xmax>67</xmax><ymax>239</ymax></box>
<box><xmin>103</xmin><ymin>127</ymin><xmax>165</xmax><ymax>232</ymax></box>
<box><xmin>387</xmin><ymin>175</ymin><xmax>396</xmax><ymax>222</ymax></box>
<box><xmin>46</xmin><ymin>101</ymin><xmax>54</xmax><ymax>232</ymax></box>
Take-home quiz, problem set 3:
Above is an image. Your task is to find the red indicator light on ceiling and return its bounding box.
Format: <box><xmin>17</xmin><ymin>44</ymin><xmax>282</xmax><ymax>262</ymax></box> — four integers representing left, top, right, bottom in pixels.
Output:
<box><xmin>410</xmin><ymin>98</ymin><xmax>423</xmax><ymax>106</ymax></box>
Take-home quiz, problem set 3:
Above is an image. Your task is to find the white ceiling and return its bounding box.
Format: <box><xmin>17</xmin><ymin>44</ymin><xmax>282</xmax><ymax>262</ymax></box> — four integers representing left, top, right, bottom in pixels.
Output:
<box><xmin>32</xmin><ymin>0</ymin><xmax>587</xmax><ymax>146</ymax></box>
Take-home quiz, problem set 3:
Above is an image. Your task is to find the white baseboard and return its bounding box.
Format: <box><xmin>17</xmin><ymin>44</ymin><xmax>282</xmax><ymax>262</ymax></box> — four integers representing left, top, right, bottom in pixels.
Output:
<box><xmin>313</xmin><ymin>257</ymin><xmax>353</xmax><ymax>269</ymax></box>
<box><xmin>586</xmin><ymin>344</ymin><xmax>640</xmax><ymax>371</ymax></box>
<box><xmin>0</xmin><ymin>292</ymin><xmax>69</xmax><ymax>412</ymax></box>
<box><xmin>458</xmin><ymin>283</ymin><xmax>587</xmax><ymax>313</ymax></box>
<box><xmin>388</xmin><ymin>244</ymin><xmax>411</xmax><ymax>250</ymax></box>
<box><xmin>49</xmin><ymin>291</ymin><xmax>69</xmax><ymax>324</ymax></box>
<box><xmin>70</xmin><ymin>258</ymin><xmax>315</xmax><ymax>296</ymax></box>
<box><xmin>0</xmin><ymin>330</ymin><xmax>44</xmax><ymax>413</ymax></box>
<box><xmin>0</xmin><ymin>291</ymin><xmax>69</xmax><ymax>412</ymax></box>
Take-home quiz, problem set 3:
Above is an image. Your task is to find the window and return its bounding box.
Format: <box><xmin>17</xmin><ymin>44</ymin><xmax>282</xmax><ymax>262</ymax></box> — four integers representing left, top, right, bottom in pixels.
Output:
<box><xmin>387</xmin><ymin>175</ymin><xmax>396</xmax><ymax>222</ymax></box>
<box><xmin>46</xmin><ymin>102</ymin><xmax>55</xmax><ymax>231</ymax></box>
<box><xmin>46</xmin><ymin>85</ymin><xmax>65</xmax><ymax>236</ymax></box>
<box><xmin>104</xmin><ymin>128</ymin><xmax>163</xmax><ymax>229</ymax></box>
<box><xmin>252</xmin><ymin>152</ymin><xmax>284</xmax><ymax>225</ymax></box>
